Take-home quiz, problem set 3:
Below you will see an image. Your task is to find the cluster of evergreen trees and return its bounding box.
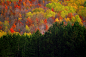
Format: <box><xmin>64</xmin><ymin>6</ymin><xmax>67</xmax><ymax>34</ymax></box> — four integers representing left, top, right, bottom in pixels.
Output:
<box><xmin>0</xmin><ymin>22</ymin><xmax>86</xmax><ymax>57</ymax></box>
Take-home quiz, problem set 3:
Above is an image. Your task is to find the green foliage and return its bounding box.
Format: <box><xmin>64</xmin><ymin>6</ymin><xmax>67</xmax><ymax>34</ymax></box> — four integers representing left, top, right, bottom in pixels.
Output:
<box><xmin>61</xmin><ymin>10</ymin><xmax>68</xmax><ymax>18</ymax></box>
<box><xmin>75</xmin><ymin>15</ymin><xmax>82</xmax><ymax>23</ymax></box>
<box><xmin>78</xmin><ymin>7</ymin><xmax>86</xmax><ymax>17</ymax></box>
<box><xmin>46</xmin><ymin>2</ymin><xmax>76</xmax><ymax>13</ymax></box>
<box><xmin>45</xmin><ymin>9</ymin><xmax>56</xmax><ymax>19</ymax></box>
<box><xmin>84</xmin><ymin>1</ymin><xmax>86</xmax><ymax>7</ymax></box>
<box><xmin>26</xmin><ymin>12</ymin><xmax>33</xmax><ymax>18</ymax></box>
<box><xmin>46</xmin><ymin>2</ymin><xmax>64</xmax><ymax>12</ymax></box>
<box><xmin>0</xmin><ymin>22</ymin><xmax>86</xmax><ymax>57</ymax></box>
<box><xmin>32</xmin><ymin>8</ymin><xmax>45</xmax><ymax>12</ymax></box>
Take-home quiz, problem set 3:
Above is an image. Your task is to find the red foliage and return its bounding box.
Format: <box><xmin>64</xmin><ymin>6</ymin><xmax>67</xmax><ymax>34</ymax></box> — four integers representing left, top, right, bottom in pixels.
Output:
<box><xmin>45</xmin><ymin>24</ymin><xmax>48</xmax><ymax>30</ymax></box>
<box><xmin>38</xmin><ymin>4</ymin><xmax>41</xmax><ymax>7</ymax></box>
<box><xmin>30</xmin><ymin>1</ymin><xmax>32</xmax><ymax>4</ymax></box>
<box><xmin>64</xmin><ymin>22</ymin><xmax>67</xmax><ymax>25</ymax></box>
<box><xmin>44</xmin><ymin>19</ymin><xmax>47</xmax><ymax>24</ymax></box>
<box><xmin>79</xmin><ymin>15</ymin><xmax>83</xmax><ymax>21</ymax></box>
<box><xmin>26</xmin><ymin>19</ymin><xmax>33</xmax><ymax>26</ymax></box>
<box><xmin>31</xmin><ymin>0</ymin><xmax>35</xmax><ymax>2</ymax></box>
<box><xmin>36</xmin><ymin>18</ymin><xmax>39</xmax><ymax>22</ymax></box>
<box><xmin>28</xmin><ymin>19</ymin><xmax>33</xmax><ymax>23</ymax></box>
<box><xmin>19</xmin><ymin>0</ymin><xmax>22</xmax><ymax>2</ymax></box>
<box><xmin>0</xmin><ymin>26</ymin><xmax>2</xmax><ymax>30</ymax></box>
<box><xmin>44</xmin><ymin>7</ymin><xmax>47</xmax><ymax>9</ymax></box>
<box><xmin>67</xmin><ymin>13</ymin><xmax>73</xmax><ymax>19</ymax></box>
<box><xmin>13</xmin><ymin>1</ymin><xmax>17</xmax><ymax>6</ymax></box>
<box><xmin>18</xmin><ymin>21</ymin><xmax>24</xmax><ymax>26</ymax></box>
<box><xmin>14</xmin><ymin>5</ymin><xmax>21</xmax><ymax>9</ymax></box>
<box><xmin>5</xmin><ymin>5</ymin><xmax>8</xmax><ymax>10</ymax></box>
<box><xmin>6</xmin><ymin>0</ymin><xmax>10</xmax><ymax>5</ymax></box>
<box><xmin>1</xmin><ymin>2</ymin><xmax>4</xmax><ymax>5</ymax></box>
<box><xmin>19</xmin><ymin>29</ymin><xmax>20</xmax><ymax>32</ymax></box>
<box><xmin>10</xmin><ymin>28</ymin><xmax>15</xmax><ymax>33</ymax></box>
<box><xmin>18</xmin><ymin>0</ymin><xmax>22</xmax><ymax>5</ymax></box>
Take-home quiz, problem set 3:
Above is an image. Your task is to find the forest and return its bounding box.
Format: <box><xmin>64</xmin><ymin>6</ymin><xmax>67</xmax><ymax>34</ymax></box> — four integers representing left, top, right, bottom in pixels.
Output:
<box><xmin>0</xmin><ymin>0</ymin><xmax>86</xmax><ymax>57</ymax></box>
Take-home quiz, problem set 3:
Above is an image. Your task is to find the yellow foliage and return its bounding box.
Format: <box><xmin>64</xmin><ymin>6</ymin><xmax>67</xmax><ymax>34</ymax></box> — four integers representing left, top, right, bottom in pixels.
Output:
<box><xmin>26</xmin><ymin>12</ymin><xmax>33</xmax><ymax>17</ymax></box>
<box><xmin>55</xmin><ymin>18</ymin><xmax>62</xmax><ymax>23</ymax></box>
<box><xmin>78</xmin><ymin>6</ymin><xmax>84</xmax><ymax>10</ymax></box>
<box><xmin>51</xmin><ymin>0</ymin><xmax>58</xmax><ymax>2</ymax></box>
<box><xmin>4</xmin><ymin>26</ymin><xmax>8</xmax><ymax>31</ymax></box>
<box><xmin>55</xmin><ymin>18</ymin><xmax>59</xmax><ymax>22</ymax></box>
<box><xmin>40</xmin><ymin>20</ymin><xmax>44</xmax><ymax>23</ymax></box>
<box><xmin>69</xmin><ymin>0</ymin><xmax>86</xmax><ymax>5</ymax></box>
<box><xmin>0</xmin><ymin>30</ymin><xmax>7</xmax><ymax>38</ymax></box>
<box><xmin>59</xmin><ymin>19</ymin><xmax>62</xmax><ymax>23</ymax></box>
<box><xmin>71</xmin><ymin>16</ymin><xmax>75</xmax><ymax>23</ymax></box>
<box><xmin>68</xmin><ymin>3</ymin><xmax>78</xmax><ymax>10</ymax></box>
<box><xmin>65</xmin><ymin>18</ymin><xmax>70</xmax><ymax>22</ymax></box>
<box><xmin>4</xmin><ymin>21</ymin><xmax>9</xmax><ymax>26</ymax></box>
<box><xmin>13</xmin><ymin>32</ymin><xmax>21</xmax><ymax>36</ymax></box>
<box><xmin>18</xmin><ymin>18</ymin><xmax>22</xmax><ymax>21</ymax></box>
<box><xmin>23</xmin><ymin>32</ymin><xmax>31</xmax><ymax>36</ymax></box>
<box><xmin>79</xmin><ymin>22</ymin><xmax>83</xmax><ymax>26</ymax></box>
<box><xmin>25</xmin><ymin>25</ymin><xmax>30</xmax><ymax>32</ymax></box>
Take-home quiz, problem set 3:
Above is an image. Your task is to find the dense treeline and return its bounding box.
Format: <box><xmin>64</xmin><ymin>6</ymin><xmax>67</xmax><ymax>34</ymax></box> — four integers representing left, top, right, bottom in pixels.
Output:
<box><xmin>0</xmin><ymin>22</ymin><xmax>86</xmax><ymax>57</ymax></box>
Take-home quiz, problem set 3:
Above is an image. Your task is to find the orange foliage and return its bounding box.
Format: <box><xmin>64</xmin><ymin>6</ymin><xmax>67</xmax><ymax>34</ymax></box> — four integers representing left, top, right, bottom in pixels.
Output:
<box><xmin>5</xmin><ymin>5</ymin><xmax>8</xmax><ymax>10</ymax></box>
<box><xmin>72</xmin><ymin>23</ymin><xmax>74</xmax><ymax>26</ymax></box>
<box><xmin>23</xmin><ymin>2</ymin><xmax>26</xmax><ymax>6</ymax></box>
<box><xmin>59</xmin><ymin>16</ymin><xmax>63</xmax><ymax>20</ymax></box>
<box><xmin>12</xmin><ymin>24</ymin><xmax>16</xmax><ymax>29</ymax></box>
<box><xmin>27</xmin><ymin>0</ymin><xmax>31</xmax><ymax>3</ymax></box>
<box><xmin>43</xmin><ymin>0</ymin><xmax>45</xmax><ymax>4</ymax></box>
<box><xmin>57</xmin><ymin>13</ymin><xmax>60</xmax><ymax>16</ymax></box>
<box><xmin>83</xmin><ymin>21</ymin><xmax>85</xmax><ymax>22</ymax></box>
<box><xmin>44</xmin><ymin>7</ymin><xmax>47</xmax><ymax>9</ymax></box>
<box><xmin>37</xmin><ymin>28</ymin><xmax>40</xmax><ymax>31</ymax></box>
